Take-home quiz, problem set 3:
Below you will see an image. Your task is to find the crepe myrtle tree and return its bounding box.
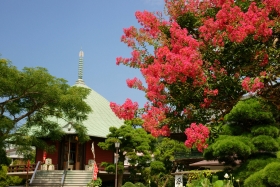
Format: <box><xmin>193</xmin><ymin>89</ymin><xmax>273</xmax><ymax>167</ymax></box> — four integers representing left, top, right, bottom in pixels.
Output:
<box><xmin>0</xmin><ymin>58</ymin><xmax>92</xmax><ymax>155</ymax></box>
<box><xmin>111</xmin><ymin>0</ymin><xmax>280</xmax><ymax>152</ymax></box>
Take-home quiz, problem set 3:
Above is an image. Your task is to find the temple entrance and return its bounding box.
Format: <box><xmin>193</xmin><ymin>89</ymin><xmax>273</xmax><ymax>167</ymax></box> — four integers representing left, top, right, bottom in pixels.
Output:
<box><xmin>59</xmin><ymin>135</ymin><xmax>85</xmax><ymax>170</ymax></box>
<box><xmin>69</xmin><ymin>142</ymin><xmax>76</xmax><ymax>169</ymax></box>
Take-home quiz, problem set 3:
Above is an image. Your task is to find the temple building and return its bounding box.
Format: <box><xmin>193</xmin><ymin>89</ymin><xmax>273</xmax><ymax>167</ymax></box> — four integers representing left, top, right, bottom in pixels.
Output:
<box><xmin>35</xmin><ymin>50</ymin><xmax>124</xmax><ymax>171</ymax></box>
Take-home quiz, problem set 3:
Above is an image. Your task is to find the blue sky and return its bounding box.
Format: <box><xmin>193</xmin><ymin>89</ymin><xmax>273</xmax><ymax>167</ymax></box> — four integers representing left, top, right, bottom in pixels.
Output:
<box><xmin>0</xmin><ymin>0</ymin><xmax>165</xmax><ymax>107</ymax></box>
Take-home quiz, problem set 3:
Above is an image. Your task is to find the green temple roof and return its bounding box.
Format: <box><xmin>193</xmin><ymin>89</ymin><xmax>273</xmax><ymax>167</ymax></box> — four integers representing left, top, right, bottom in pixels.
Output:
<box><xmin>60</xmin><ymin>50</ymin><xmax>124</xmax><ymax>138</ymax></box>
<box><xmin>72</xmin><ymin>80</ymin><xmax>123</xmax><ymax>138</ymax></box>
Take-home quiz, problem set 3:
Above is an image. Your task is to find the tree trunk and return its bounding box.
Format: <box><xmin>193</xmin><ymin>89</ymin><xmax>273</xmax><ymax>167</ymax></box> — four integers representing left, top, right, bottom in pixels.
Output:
<box><xmin>117</xmin><ymin>173</ymin><xmax>123</xmax><ymax>187</ymax></box>
<box><xmin>162</xmin><ymin>177</ymin><xmax>169</xmax><ymax>187</ymax></box>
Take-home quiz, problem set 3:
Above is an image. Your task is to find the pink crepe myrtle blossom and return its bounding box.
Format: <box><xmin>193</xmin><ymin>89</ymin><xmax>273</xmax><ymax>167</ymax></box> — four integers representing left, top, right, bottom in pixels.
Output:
<box><xmin>241</xmin><ymin>77</ymin><xmax>264</xmax><ymax>93</ymax></box>
<box><xmin>110</xmin><ymin>99</ymin><xmax>139</xmax><ymax>120</ymax></box>
<box><xmin>185</xmin><ymin>123</ymin><xmax>210</xmax><ymax>152</ymax></box>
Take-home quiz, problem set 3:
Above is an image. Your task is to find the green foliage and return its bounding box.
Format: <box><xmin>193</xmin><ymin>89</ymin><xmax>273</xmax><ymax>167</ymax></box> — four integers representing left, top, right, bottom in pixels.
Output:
<box><xmin>14</xmin><ymin>146</ymin><xmax>36</xmax><ymax>163</ymax></box>
<box><xmin>224</xmin><ymin>98</ymin><xmax>275</xmax><ymax>126</ymax></box>
<box><xmin>186</xmin><ymin>171</ymin><xmax>234</xmax><ymax>187</ymax></box>
<box><xmin>104</xmin><ymin>137</ymin><xmax>184</xmax><ymax>187</ymax></box>
<box><xmin>87</xmin><ymin>177</ymin><xmax>102</xmax><ymax>187</ymax></box>
<box><xmin>0</xmin><ymin>149</ymin><xmax>11</xmax><ymax>166</ymax></box>
<box><xmin>124</xmin><ymin>118</ymin><xmax>143</xmax><ymax>128</ymax></box>
<box><xmin>0</xmin><ymin>165</ymin><xmax>23</xmax><ymax>186</ymax></box>
<box><xmin>98</xmin><ymin>122</ymin><xmax>156</xmax><ymax>184</ymax></box>
<box><xmin>134</xmin><ymin>182</ymin><xmax>146</xmax><ymax>187</ymax></box>
<box><xmin>11</xmin><ymin>159</ymin><xmax>22</xmax><ymax>165</ymax></box>
<box><xmin>204</xmin><ymin>136</ymin><xmax>256</xmax><ymax>165</ymax></box>
<box><xmin>277</xmin><ymin>137</ymin><xmax>280</xmax><ymax>147</ymax></box>
<box><xmin>277</xmin><ymin>151</ymin><xmax>280</xmax><ymax>158</ymax></box>
<box><xmin>150</xmin><ymin>161</ymin><xmax>165</xmax><ymax>174</ymax></box>
<box><xmin>122</xmin><ymin>182</ymin><xmax>136</xmax><ymax>187</ymax></box>
<box><xmin>0</xmin><ymin>58</ymin><xmax>92</xmax><ymax>158</ymax></box>
<box><xmin>251</xmin><ymin>125</ymin><xmax>279</xmax><ymax>138</ymax></box>
<box><xmin>221</xmin><ymin>124</ymin><xmax>244</xmax><ymax>136</ymax></box>
<box><xmin>100</xmin><ymin>161</ymin><xmax>124</xmax><ymax>174</ymax></box>
<box><xmin>177</xmin><ymin>12</ymin><xmax>201</xmax><ymax>36</ymax></box>
<box><xmin>252</xmin><ymin>135</ymin><xmax>279</xmax><ymax>152</ymax></box>
<box><xmin>166</xmin><ymin>137</ymin><xmax>190</xmax><ymax>154</ymax></box>
<box><xmin>263</xmin><ymin>162</ymin><xmax>280</xmax><ymax>186</ymax></box>
<box><xmin>244</xmin><ymin>162</ymin><xmax>280</xmax><ymax>186</ymax></box>
<box><xmin>233</xmin><ymin>157</ymin><xmax>279</xmax><ymax>182</ymax></box>
<box><xmin>146</xmin><ymin>138</ymin><xmax>189</xmax><ymax>186</ymax></box>
<box><xmin>213</xmin><ymin>180</ymin><xmax>223</xmax><ymax>187</ymax></box>
<box><xmin>206</xmin><ymin>98</ymin><xmax>280</xmax><ymax>184</ymax></box>
<box><xmin>153</xmin><ymin>137</ymin><xmax>190</xmax><ymax>171</ymax></box>
<box><xmin>244</xmin><ymin>170</ymin><xmax>266</xmax><ymax>187</ymax></box>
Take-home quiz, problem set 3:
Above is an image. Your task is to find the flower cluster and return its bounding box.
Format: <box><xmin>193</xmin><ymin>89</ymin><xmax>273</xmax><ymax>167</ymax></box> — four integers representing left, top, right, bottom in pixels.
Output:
<box><xmin>200</xmin><ymin>98</ymin><xmax>213</xmax><ymax>109</ymax></box>
<box><xmin>241</xmin><ymin>77</ymin><xmax>264</xmax><ymax>93</ymax></box>
<box><xmin>116</xmin><ymin>50</ymin><xmax>144</xmax><ymax>67</ymax></box>
<box><xmin>140</xmin><ymin>21</ymin><xmax>206</xmax><ymax>104</ymax></box>
<box><xmin>135</xmin><ymin>10</ymin><xmax>163</xmax><ymax>38</ymax></box>
<box><xmin>251</xmin><ymin>50</ymin><xmax>270</xmax><ymax>67</ymax></box>
<box><xmin>165</xmin><ymin>0</ymin><xmax>211</xmax><ymax>19</ymax></box>
<box><xmin>142</xmin><ymin>105</ymin><xmax>170</xmax><ymax>137</ymax></box>
<box><xmin>126</xmin><ymin>77</ymin><xmax>146</xmax><ymax>91</ymax></box>
<box><xmin>199</xmin><ymin>2</ymin><xmax>274</xmax><ymax>46</ymax></box>
<box><xmin>110</xmin><ymin>99</ymin><xmax>139</xmax><ymax>120</ymax></box>
<box><xmin>263</xmin><ymin>0</ymin><xmax>280</xmax><ymax>15</ymax></box>
<box><xmin>185</xmin><ymin>123</ymin><xmax>210</xmax><ymax>152</ymax></box>
<box><xmin>121</xmin><ymin>26</ymin><xmax>137</xmax><ymax>48</ymax></box>
<box><xmin>204</xmin><ymin>88</ymin><xmax>219</xmax><ymax>96</ymax></box>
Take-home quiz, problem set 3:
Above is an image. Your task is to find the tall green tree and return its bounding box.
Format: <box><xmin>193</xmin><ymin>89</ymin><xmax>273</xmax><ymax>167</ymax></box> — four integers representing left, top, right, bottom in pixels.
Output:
<box><xmin>98</xmin><ymin>120</ymin><xmax>156</xmax><ymax>187</ymax></box>
<box><xmin>145</xmin><ymin>137</ymin><xmax>190</xmax><ymax>187</ymax></box>
<box><xmin>0</xmin><ymin>58</ymin><xmax>92</xmax><ymax>156</ymax></box>
<box><xmin>204</xmin><ymin>98</ymin><xmax>280</xmax><ymax>185</ymax></box>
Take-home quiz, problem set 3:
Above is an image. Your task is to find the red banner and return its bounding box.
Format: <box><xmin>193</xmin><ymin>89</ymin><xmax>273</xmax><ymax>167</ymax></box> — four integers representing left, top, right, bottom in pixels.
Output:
<box><xmin>92</xmin><ymin>162</ymin><xmax>98</xmax><ymax>180</ymax></box>
<box><xmin>43</xmin><ymin>151</ymin><xmax>47</xmax><ymax>162</ymax></box>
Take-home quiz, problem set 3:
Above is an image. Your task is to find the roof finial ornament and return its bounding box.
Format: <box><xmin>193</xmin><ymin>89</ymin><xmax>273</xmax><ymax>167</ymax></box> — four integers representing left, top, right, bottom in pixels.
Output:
<box><xmin>76</xmin><ymin>48</ymin><xmax>85</xmax><ymax>85</ymax></box>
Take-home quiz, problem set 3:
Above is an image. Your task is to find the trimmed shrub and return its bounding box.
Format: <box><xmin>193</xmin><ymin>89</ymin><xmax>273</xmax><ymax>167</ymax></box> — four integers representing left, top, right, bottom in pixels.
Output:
<box><xmin>122</xmin><ymin>182</ymin><xmax>136</xmax><ymax>187</ymax></box>
<box><xmin>244</xmin><ymin>170</ymin><xmax>265</xmax><ymax>187</ymax></box>
<box><xmin>251</xmin><ymin>125</ymin><xmax>279</xmax><ymax>138</ymax></box>
<box><xmin>263</xmin><ymin>162</ymin><xmax>280</xmax><ymax>186</ymax></box>
<box><xmin>252</xmin><ymin>135</ymin><xmax>279</xmax><ymax>152</ymax></box>
<box><xmin>135</xmin><ymin>182</ymin><xmax>146</xmax><ymax>187</ymax></box>
<box><xmin>244</xmin><ymin>162</ymin><xmax>280</xmax><ymax>186</ymax></box>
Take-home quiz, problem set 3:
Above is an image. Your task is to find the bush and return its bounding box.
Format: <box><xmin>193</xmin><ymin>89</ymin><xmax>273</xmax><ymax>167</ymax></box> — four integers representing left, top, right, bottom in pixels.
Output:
<box><xmin>186</xmin><ymin>170</ymin><xmax>234</xmax><ymax>187</ymax></box>
<box><xmin>135</xmin><ymin>182</ymin><xmax>146</xmax><ymax>187</ymax></box>
<box><xmin>87</xmin><ymin>177</ymin><xmax>102</xmax><ymax>187</ymax></box>
<box><xmin>244</xmin><ymin>162</ymin><xmax>280</xmax><ymax>186</ymax></box>
<box><xmin>122</xmin><ymin>182</ymin><xmax>135</xmax><ymax>187</ymax></box>
<box><xmin>252</xmin><ymin>135</ymin><xmax>279</xmax><ymax>152</ymax></box>
<box><xmin>150</xmin><ymin>160</ymin><xmax>165</xmax><ymax>174</ymax></box>
<box><xmin>0</xmin><ymin>165</ymin><xmax>23</xmax><ymax>187</ymax></box>
<box><xmin>251</xmin><ymin>125</ymin><xmax>279</xmax><ymax>138</ymax></box>
<box><xmin>233</xmin><ymin>157</ymin><xmax>278</xmax><ymax>182</ymax></box>
<box><xmin>263</xmin><ymin>162</ymin><xmax>280</xmax><ymax>186</ymax></box>
<box><xmin>244</xmin><ymin>170</ymin><xmax>265</xmax><ymax>187</ymax></box>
